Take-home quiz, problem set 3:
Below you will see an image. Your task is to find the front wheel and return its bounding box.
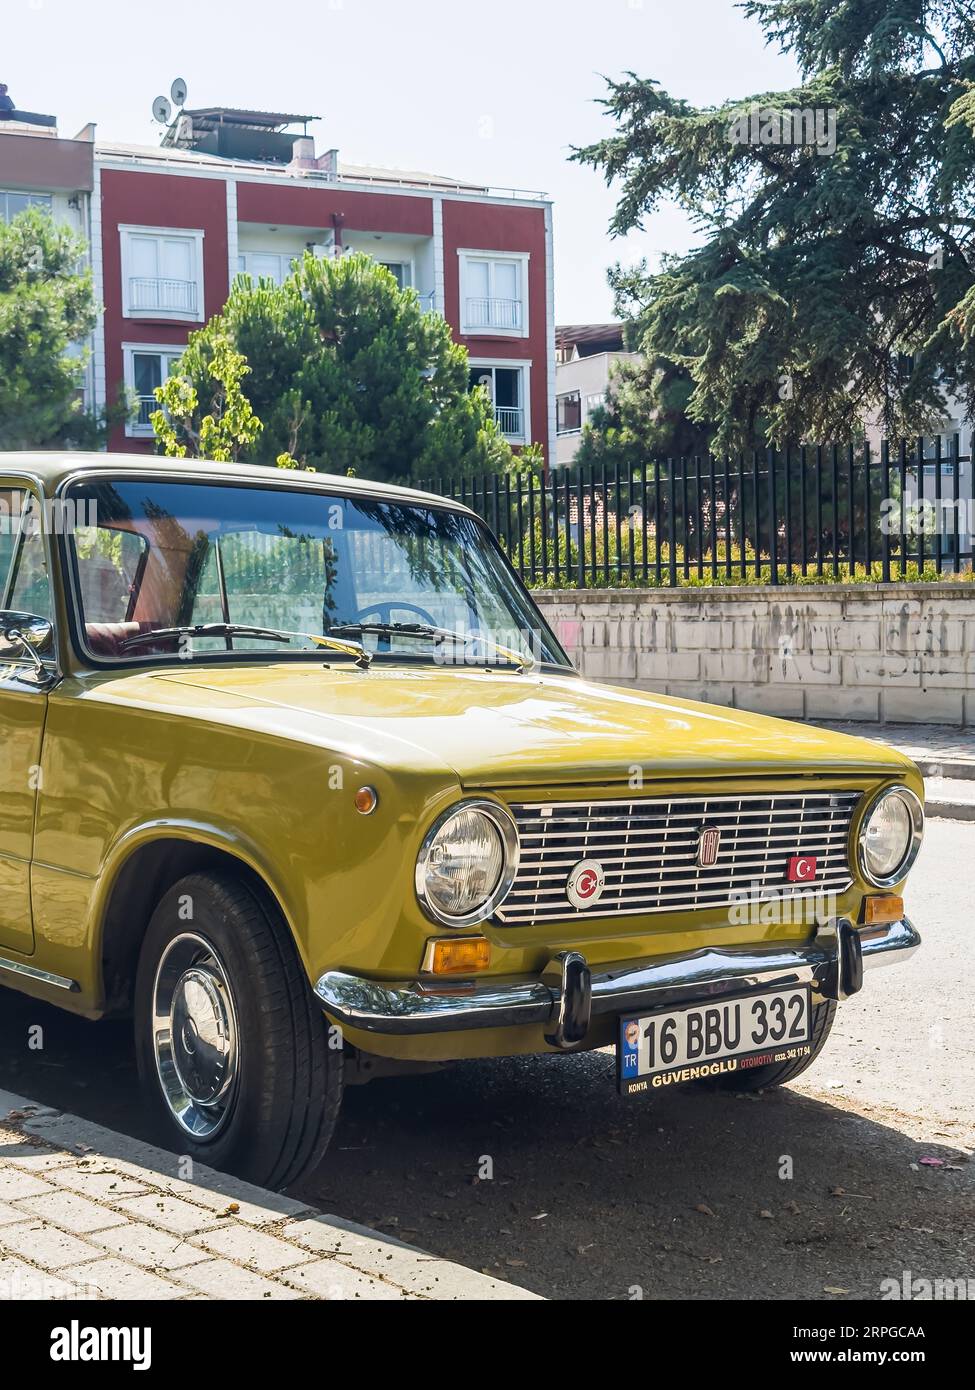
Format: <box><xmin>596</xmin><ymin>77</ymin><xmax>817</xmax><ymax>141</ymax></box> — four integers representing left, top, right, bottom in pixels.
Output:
<box><xmin>700</xmin><ymin>997</ymin><xmax>837</xmax><ymax>1092</ymax></box>
<box><xmin>134</xmin><ymin>871</ymin><xmax>342</xmax><ymax>1189</ymax></box>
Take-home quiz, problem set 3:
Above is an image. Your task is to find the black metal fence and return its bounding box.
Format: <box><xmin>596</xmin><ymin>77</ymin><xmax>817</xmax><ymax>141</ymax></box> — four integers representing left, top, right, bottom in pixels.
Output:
<box><xmin>418</xmin><ymin>438</ymin><xmax>975</xmax><ymax>588</ymax></box>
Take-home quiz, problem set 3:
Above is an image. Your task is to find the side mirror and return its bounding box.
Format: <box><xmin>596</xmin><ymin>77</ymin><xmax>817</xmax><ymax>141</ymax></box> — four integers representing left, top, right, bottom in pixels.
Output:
<box><xmin>0</xmin><ymin>611</ymin><xmax>56</xmax><ymax>685</ymax></box>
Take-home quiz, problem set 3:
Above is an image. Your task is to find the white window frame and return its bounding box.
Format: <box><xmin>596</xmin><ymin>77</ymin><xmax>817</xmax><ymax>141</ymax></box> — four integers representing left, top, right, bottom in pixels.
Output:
<box><xmin>119</xmin><ymin>224</ymin><xmax>205</xmax><ymax>322</ymax></box>
<box><xmin>122</xmin><ymin>342</ymin><xmax>186</xmax><ymax>438</ymax></box>
<box><xmin>458</xmin><ymin>249</ymin><xmax>530</xmax><ymax>338</ymax></box>
<box><xmin>377</xmin><ymin>258</ymin><xmax>414</xmax><ymax>289</ymax></box>
<box><xmin>236</xmin><ymin>249</ymin><xmax>304</xmax><ymax>286</ymax></box>
<box><xmin>468</xmin><ymin>358</ymin><xmax>532</xmax><ymax>445</ymax></box>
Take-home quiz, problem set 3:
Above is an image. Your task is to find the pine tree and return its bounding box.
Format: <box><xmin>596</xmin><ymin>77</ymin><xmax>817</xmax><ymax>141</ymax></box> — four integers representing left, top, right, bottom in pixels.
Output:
<box><xmin>574</xmin><ymin>0</ymin><xmax>975</xmax><ymax>452</ymax></box>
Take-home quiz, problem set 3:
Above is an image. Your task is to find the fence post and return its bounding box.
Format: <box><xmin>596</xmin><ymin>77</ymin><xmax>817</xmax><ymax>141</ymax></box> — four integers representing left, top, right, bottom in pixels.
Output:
<box><xmin>846</xmin><ymin>445</ymin><xmax>855</xmax><ymax>575</ymax></box>
<box><xmin>899</xmin><ymin>439</ymin><xmax>909</xmax><ymax>580</ymax></box>
<box><xmin>863</xmin><ymin>441</ymin><xmax>872</xmax><ymax>574</ymax></box>
<box><xmin>954</xmin><ymin>431</ymin><xmax>963</xmax><ymax>574</ymax></box>
<box><xmin>576</xmin><ymin>465</ymin><xmax>586</xmax><ymax>589</ymax></box>
<box><xmin>799</xmin><ymin>445</ymin><xmax>808</xmax><ymax>577</ymax></box>
<box><xmin>916</xmin><ymin>438</ymin><xmax>925</xmax><ymax>574</ymax></box>
<box><xmin>934</xmin><ymin>434</ymin><xmax>943</xmax><ymax>576</ymax></box>
<box><xmin>783</xmin><ymin>444</ymin><xmax>792</xmax><ymax>580</ymax></box>
<box><xmin>881</xmin><ymin>440</ymin><xmax>891</xmax><ymax>584</ymax></box>
<box><xmin>723</xmin><ymin>454</ymin><xmax>732</xmax><ymax>580</ymax></box>
<box><xmin>668</xmin><ymin>459</ymin><xmax>678</xmax><ymax>588</ymax></box>
<box><xmin>752</xmin><ymin>450</ymin><xmax>761</xmax><ymax>581</ymax></box>
<box><xmin>766</xmin><ymin>447</ymin><xmax>779</xmax><ymax>583</ymax></box>
<box><xmin>815</xmin><ymin>445</ymin><xmax>824</xmax><ymax>579</ymax></box>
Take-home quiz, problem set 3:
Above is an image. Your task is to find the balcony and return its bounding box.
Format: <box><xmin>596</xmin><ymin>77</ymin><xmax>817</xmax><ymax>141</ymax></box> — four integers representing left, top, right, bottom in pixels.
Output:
<box><xmin>495</xmin><ymin>406</ymin><xmax>524</xmax><ymax>438</ymax></box>
<box><xmin>128</xmin><ymin>276</ymin><xmax>198</xmax><ymax>316</ymax></box>
<box><xmin>465</xmin><ymin>297</ymin><xmax>523</xmax><ymax>332</ymax></box>
<box><xmin>135</xmin><ymin>395</ymin><xmax>158</xmax><ymax>428</ymax></box>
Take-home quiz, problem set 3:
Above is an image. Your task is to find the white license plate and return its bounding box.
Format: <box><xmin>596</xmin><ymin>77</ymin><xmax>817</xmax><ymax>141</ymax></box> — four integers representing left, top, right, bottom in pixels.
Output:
<box><xmin>618</xmin><ymin>986</ymin><xmax>812</xmax><ymax>1097</ymax></box>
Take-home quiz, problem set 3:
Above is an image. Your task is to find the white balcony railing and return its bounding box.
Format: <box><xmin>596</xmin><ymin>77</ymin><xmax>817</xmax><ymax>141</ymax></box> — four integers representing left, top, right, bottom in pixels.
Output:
<box><xmin>495</xmin><ymin>406</ymin><xmax>524</xmax><ymax>438</ymax></box>
<box><xmin>136</xmin><ymin>395</ymin><xmax>158</xmax><ymax>427</ymax></box>
<box><xmin>465</xmin><ymin>296</ymin><xmax>523</xmax><ymax>331</ymax></box>
<box><xmin>129</xmin><ymin>276</ymin><xmax>198</xmax><ymax>315</ymax></box>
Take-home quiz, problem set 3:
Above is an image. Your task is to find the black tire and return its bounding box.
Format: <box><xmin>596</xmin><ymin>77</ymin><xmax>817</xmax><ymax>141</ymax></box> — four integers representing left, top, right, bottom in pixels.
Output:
<box><xmin>134</xmin><ymin>871</ymin><xmax>342</xmax><ymax>1189</ymax></box>
<box><xmin>701</xmin><ymin>997</ymin><xmax>837</xmax><ymax>1092</ymax></box>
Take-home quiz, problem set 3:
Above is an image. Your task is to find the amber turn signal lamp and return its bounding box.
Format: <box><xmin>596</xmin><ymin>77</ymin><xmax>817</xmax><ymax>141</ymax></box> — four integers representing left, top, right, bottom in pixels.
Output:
<box><xmin>863</xmin><ymin>894</ymin><xmax>904</xmax><ymax>927</ymax></box>
<box><xmin>426</xmin><ymin>937</ymin><xmax>491</xmax><ymax>975</ymax></box>
<box><xmin>354</xmin><ymin>786</ymin><xmax>378</xmax><ymax>815</ymax></box>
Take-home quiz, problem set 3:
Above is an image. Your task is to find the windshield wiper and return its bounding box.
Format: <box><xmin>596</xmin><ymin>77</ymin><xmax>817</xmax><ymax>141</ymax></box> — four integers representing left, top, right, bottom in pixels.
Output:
<box><xmin>117</xmin><ymin>623</ymin><xmax>372</xmax><ymax>667</ymax></box>
<box><xmin>329</xmin><ymin>621</ymin><xmax>534</xmax><ymax>672</ymax></box>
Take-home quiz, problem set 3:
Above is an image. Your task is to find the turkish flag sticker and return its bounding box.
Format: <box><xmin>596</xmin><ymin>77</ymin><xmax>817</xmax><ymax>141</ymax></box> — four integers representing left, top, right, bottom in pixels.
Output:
<box><xmin>787</xmin><ymin>855</ymin><xmax>818</xmax><ymax>883</ymax></box>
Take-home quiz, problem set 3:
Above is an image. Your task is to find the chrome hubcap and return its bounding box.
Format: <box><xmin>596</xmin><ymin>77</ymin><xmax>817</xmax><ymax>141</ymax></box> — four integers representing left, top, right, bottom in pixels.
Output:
<box><xmin>152</xmin><ymin>934</ymin><xmax>238</xmax><ymax>1139</ymax></box>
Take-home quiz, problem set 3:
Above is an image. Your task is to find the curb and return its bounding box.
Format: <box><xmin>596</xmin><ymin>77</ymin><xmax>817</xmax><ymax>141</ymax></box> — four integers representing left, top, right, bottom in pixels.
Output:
<box><xmin>915</xmin><ymin>758</ymin><xmax>975</xmax><ymax>782</ymax></box>
<box><xmin>924</xmin><ymin>799</ymin><xmax>975</xmax><ymax>823</ymax></box>
<box><xmin>0</xmin><ymin>1089</ymin><xmax>541</xmax><ymax>1302</ymax></box>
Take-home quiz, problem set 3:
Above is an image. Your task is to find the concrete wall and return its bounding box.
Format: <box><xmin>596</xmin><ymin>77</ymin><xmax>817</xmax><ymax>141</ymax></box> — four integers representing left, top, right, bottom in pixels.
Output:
<box><xmin>534</xmin><ymin>584</ymin><xmax>975</xmax><ymax>726</ymax></box>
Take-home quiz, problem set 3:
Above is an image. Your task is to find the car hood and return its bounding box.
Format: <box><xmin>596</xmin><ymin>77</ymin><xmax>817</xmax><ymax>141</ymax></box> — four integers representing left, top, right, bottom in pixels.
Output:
<box><xmin>124</xmin><ymin>663</ymin><xmax>917</xmax><ymax>789</ymax></box>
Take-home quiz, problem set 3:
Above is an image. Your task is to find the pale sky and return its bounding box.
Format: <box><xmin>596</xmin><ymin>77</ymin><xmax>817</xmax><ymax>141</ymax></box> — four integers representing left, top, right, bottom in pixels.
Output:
<box><xmin>6</xmin><ymin>0</ymin><xmax>800</xmax><ymax>322</ymax></box>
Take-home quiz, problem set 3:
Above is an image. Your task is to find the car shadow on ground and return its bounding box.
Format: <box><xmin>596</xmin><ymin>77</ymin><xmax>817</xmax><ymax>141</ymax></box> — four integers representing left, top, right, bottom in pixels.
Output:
<box><xmin>1</xmin><ymin>990</ymin><xmax>971</xmax><ymax>1302</ymax></box>
<box><xmin>311</xmin><ymin>1050</ymin><xmax>974</xmax><ymax>1301</ymax></box>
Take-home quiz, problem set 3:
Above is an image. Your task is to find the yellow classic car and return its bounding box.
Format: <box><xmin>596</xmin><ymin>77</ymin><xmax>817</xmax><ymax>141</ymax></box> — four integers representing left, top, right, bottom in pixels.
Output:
<box><xmin>0</xmin><ymin>452</ymin><xmax>924</xmax><ymax>1188</ymax></box>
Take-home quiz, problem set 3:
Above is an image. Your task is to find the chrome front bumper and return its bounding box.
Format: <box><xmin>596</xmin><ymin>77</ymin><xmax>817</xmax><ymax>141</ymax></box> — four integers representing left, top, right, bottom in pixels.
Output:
<box><xmin>314</xmin><ymin>917</ymin><xmax>920</xmax><ymax>1049</ymax></box>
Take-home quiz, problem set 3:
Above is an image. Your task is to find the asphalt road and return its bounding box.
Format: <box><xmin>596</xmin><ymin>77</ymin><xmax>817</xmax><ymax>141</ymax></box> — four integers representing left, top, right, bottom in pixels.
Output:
<box><xmin>1</xmin><ymin>820</ymin><xmax>972</xmax><ymax>1301</ymax></box>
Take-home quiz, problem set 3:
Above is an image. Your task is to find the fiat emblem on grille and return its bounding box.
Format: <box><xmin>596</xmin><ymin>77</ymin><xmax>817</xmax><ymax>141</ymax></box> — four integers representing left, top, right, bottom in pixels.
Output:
<box><xmin>696</xmin><ymin>826</ymin><xmax>722</xmax><ymax>868</ymax></box>
<box><xmin>566</xmin><ymin>859</ymin><xmax>606</xmax><ymax>910</ymax></box>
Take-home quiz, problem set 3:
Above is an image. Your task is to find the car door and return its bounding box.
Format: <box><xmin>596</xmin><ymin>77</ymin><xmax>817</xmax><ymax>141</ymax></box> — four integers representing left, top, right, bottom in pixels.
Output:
<box><xmin>0</xmin><ymin>484</ymin><xmax>56</xmax><ymax>955</ymax></box>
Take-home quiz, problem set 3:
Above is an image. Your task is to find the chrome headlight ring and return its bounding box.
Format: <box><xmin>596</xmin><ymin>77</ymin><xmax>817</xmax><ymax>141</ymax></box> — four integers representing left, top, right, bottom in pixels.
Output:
<box><xmin>856</xmin><ymin>784</ymin><xmax>924</xmax><ymax>889</ymax></box>
<box><xmin>415</xmin><ymin>798</ymin><xmax>519</xmax><ymax>929</ymax></box>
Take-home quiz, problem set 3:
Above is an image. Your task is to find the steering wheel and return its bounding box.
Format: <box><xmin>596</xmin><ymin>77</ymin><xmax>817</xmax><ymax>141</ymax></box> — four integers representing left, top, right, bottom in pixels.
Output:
<box><xmin>351</xmin><ymin>601</ymin><xmax>439</xmax><ymax>628</ymax></box>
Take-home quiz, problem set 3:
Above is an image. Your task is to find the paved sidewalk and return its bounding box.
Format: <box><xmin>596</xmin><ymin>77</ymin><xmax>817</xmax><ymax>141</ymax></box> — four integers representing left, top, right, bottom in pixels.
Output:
<box><xmin>813</xmin><ymin>721</ymin><xmax>975</xmax><ymax>776</ymax></box>
<box><xmin>0</xmin><ymin>1091</ymin><xmax>539</xmax><ymax>1301</ymax></box>
<box><xmin>811</xmin><ymin>721</ymin><xmax>975</xmax><ymax>821</ymax></box>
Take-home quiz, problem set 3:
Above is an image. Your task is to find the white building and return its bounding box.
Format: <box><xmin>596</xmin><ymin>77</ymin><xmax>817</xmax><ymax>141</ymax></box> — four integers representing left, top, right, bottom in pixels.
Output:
<box><xmin>555</xmin><ymin>323</ymin><xmax>640</xmax><ymax>467</ymax></box>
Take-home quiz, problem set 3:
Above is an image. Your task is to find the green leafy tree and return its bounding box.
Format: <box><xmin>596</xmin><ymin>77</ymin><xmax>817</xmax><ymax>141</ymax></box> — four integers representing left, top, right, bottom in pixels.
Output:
<box><xmin>0</xmin><ymin>207</ymin><xmax>103</xmax><ymax>448</ymax></box>
<box><xmin>152</xmin><ymin>331</ymin><xmax>262</xmax><ymax>462</ymax></box>
<box><xmin>155</xmin><ymin>252</ymin><xmax>515</xmax><ymax>481</ymax></box>
<box><xmin>574</xmin><ymin>0</ymin><xmax>975</xmax><ymax>452</ymax></box>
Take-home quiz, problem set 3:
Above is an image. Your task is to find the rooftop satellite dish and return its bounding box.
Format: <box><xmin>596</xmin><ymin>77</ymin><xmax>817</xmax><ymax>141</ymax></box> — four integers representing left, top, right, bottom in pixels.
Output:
<box><xmin>152</xmin><ymin>95</ymin><xmax>172</xmax><ymax>125</ymax></box>
<box><xmin>170</xmin><ymin>78</ymin><xmax>188</xmax><ymax>108</ymax></box>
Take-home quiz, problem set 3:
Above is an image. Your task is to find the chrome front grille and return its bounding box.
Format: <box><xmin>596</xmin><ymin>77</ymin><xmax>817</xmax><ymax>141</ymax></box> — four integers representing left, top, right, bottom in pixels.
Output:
<box><xmin>495</xmin><ymin>791</ymin><xmax>861</xmax><ymax>925</ymax></box>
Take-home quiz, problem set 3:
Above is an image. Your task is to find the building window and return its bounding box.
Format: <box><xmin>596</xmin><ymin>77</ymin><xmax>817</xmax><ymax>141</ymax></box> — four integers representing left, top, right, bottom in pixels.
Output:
<box><xmin>237</xmin><ymin>251</ymin><xmax>301</xmax><ymax>287</ymax></box>
<box><xmin>120</xmin><ymin>225</ymin><xmax>205</xmax><ymax>321</ymax></box>
<box><xmin>585</xmin><ymin>392</ymin><xmax>607</xmax><ymax>420</ymax></box>
<box><xmin>469</xmin><ymin>362</ymin><xmax>529</xmax><ymax>443</ymax></box>
<box><xmin>378</xmin><ymin>261</ymin><xmax>412</xmax><ymax>289</ymax></box>
<box><xmin>0</xmin><ymin>190</ymin><xmax>53</xmax><ymax>222</ymax></box>
<box><xmin>459</xmin><ymin>251</ymin><xmax>529</xmax><ymax>336</ymax></box>
<box><xmin>557</xmin><ymin>391</ymin><xmax>582</xmax><ymax>436</ymax></box>
<box><xmin>123</xmin><ymin>345</ymin><xmax>184</xmax><ymax>437</ymax></box>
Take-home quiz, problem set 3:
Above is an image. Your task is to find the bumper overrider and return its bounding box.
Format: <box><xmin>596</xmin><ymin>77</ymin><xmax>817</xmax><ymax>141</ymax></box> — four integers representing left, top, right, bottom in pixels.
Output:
<box><xmin>314</xmin><ymin>917</ymin><xmax>920</xmax><ymax>1050</ymax></box>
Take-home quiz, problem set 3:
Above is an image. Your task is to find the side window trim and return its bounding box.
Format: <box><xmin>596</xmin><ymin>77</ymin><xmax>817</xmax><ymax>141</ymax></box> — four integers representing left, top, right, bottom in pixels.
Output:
<box><xmin>0</xmin><ymin>480</ymin><xmax>58</xmax><ymax>670</ymax></box>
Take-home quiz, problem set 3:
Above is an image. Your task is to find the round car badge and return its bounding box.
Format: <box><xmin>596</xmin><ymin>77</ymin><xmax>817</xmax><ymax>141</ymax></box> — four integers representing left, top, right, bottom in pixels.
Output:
<box><xmin>566</xmin><ymin>859</ymin><xmax>606</xmax><ymax>910</ymax></box>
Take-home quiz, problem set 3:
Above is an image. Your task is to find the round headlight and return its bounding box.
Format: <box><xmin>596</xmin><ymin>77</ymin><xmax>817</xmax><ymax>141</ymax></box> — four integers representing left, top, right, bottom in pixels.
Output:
<box><xmin>858</xmin><ymin>786</ymin><xmax>923</xmax><ymax>887</ymax></box>
<box><xmin>415</xmin><ymin>800</ymin><xmax>518</xmax><ymax>928</ymax></box>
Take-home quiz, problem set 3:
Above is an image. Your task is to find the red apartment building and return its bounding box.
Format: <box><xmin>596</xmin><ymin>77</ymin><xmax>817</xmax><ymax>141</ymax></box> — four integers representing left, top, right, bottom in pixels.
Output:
<box><xmin>1</xmin><ymin>102</ymin><xmax>556</xmax><ymax>466</ymax></box>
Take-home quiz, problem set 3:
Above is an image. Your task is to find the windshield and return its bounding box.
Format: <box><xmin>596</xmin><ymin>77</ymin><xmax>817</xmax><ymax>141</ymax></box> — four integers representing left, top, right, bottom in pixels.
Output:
<box><xmin>63</xmin><ymin>477</ymin><xmax>569</xmax><ymax>668</ymax></box>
